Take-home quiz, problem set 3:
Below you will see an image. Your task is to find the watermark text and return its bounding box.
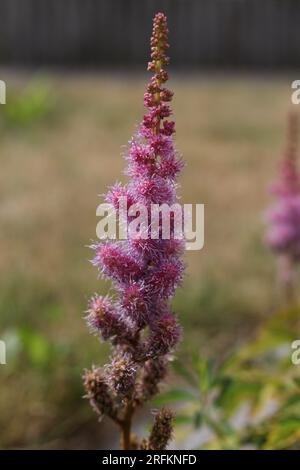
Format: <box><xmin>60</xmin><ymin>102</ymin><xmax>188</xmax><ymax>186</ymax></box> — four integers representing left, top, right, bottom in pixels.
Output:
<box><xmin>96</xmin><ymin>198</ymin><xmax>204</xmax><ymax>251</ymax></box>
<box><xmin>0</xmin><ymin>340</ymin><xmax>6</xmax><ymax>365</ymax></box>
<box><xmin>0</xmin><ymin>80</ymin><xmax>6</xmax><ymax>104</ymax></box>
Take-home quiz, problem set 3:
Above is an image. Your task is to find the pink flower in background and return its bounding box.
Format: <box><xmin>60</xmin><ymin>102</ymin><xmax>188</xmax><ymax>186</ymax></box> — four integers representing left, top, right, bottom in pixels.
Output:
<box><xmin>265</xmin><ymin>112</ymin><xmax>300</xmax><ymax>297</ymax></box>
<box><xmin>83</xmin><ymin>13</ymin><xmax>184</xmax><ymax>450</ymax></box>
<box><xmin>265</xmin><ymin>113</ymin><xmax>300</xmax><ymax>258</ymax></box>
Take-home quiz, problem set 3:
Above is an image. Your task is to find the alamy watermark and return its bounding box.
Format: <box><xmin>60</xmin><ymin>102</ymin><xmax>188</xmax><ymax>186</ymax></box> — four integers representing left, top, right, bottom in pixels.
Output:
<box><xmin>96</xmin><ymin>198</ymin><xmax>204</xmax><ymax>250</ymax></box>
<box><xmin>291</xmin><ymin>80</ymin><xmax>300</xmax><ymax>105</ymax></box>
<box><xmin>0</xmin><ymin>80</ymin><xmax>6</xmax><ymax>104</ymax></box>
<box><xmin>0</xmin><ymin>340</ymin><xmax>6</xmax><ymax>365</ymax></box>
<box><xmin>291</xmin><ymin>340</ymin><xmax>300</xmax><ymax>365</ymax></box>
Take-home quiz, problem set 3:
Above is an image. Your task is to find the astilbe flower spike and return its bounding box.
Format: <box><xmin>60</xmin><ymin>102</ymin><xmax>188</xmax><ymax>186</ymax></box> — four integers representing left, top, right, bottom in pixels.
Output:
<box><xmin>83</xmin><ymin>13</ymin><xmax>185</xmax><ymax>450</ymax></box>
<box><xmin>265</xmin><ymin>112</ymin><xmax>300</xmax><ymax>302</ymax></box>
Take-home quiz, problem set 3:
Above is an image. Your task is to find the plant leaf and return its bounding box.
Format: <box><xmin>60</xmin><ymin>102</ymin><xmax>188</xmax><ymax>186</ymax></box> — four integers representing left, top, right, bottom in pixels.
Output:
<box><xmin>153</xmin><ymin>388</ymin><xmax>198</xmax><ymax>406</ymax></box>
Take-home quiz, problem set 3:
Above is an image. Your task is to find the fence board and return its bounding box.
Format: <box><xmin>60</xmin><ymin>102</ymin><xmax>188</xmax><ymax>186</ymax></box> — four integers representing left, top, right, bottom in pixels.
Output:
<box><xmin>0</xmin><ymin>0</ymin><xmax>299</xmax><ymax>68</ymax></box>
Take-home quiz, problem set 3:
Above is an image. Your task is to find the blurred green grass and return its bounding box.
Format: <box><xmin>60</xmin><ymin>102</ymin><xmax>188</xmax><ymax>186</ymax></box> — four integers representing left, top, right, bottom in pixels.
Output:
<box><xmin>0</xmin><ymin>72</ymin><xmax>294</xmax><ymax>448</ymax></box>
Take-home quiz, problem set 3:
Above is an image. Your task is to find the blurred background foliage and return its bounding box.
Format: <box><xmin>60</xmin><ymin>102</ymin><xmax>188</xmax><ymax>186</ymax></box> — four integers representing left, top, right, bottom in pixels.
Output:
<box><xmin>161</xmin><ymin>306</ymin><xmax>300</xmax><ymax>449</ymax></box>
<box><xmin>0</xmin><ymin>81</ymin><xmax>55</xmax><ymax>128</ymax></box>
<box><xmin>0</xmin><ymin>72</ymin><xmax>299</xmax><ymax>448</ymax></box>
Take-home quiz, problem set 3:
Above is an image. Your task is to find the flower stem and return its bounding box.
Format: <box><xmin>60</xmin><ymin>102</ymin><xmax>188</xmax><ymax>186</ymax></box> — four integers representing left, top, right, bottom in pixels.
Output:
<box><xmin>120</xmin><ymin>402</ymin><xmax>134</xmax><ymax>450</ymax></box>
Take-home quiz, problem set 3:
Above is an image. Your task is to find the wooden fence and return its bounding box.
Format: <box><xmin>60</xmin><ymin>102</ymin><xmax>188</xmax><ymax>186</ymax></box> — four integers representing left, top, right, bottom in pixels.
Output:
<box><xmin>0</xmin><ymin>0</ymin><xmax>300</xmax><ymax>68</ymax></box>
